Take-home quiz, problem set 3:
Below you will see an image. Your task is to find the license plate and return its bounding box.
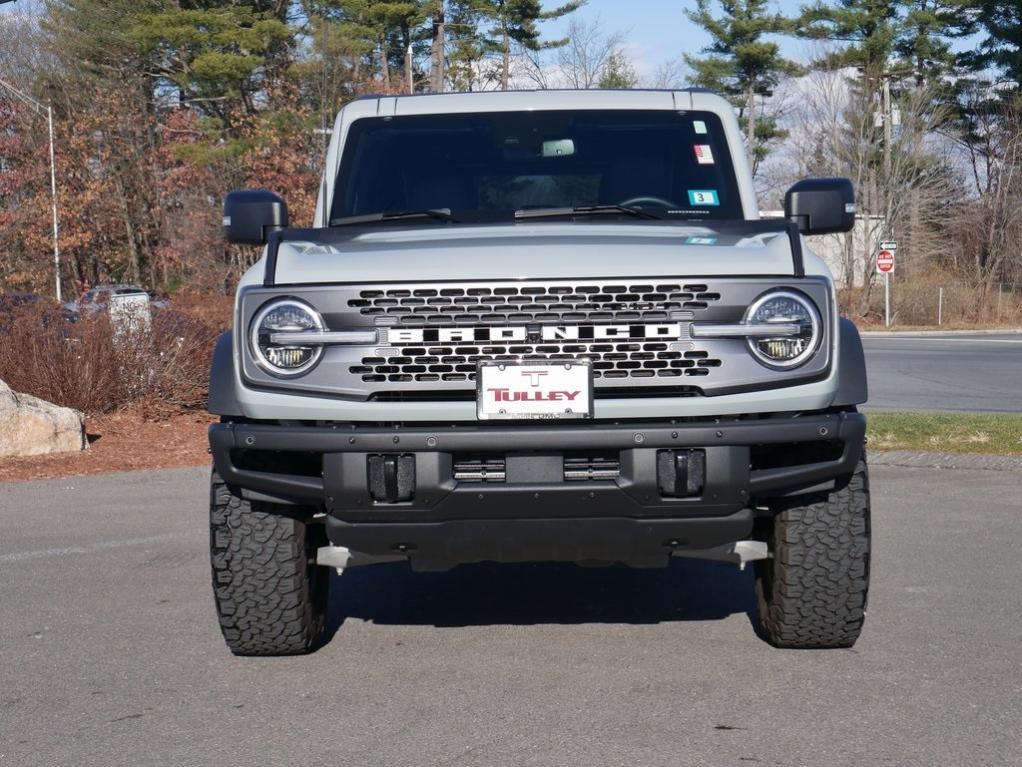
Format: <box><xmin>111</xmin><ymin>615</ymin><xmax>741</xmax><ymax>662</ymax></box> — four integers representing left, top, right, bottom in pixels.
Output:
<box><xmin>477</xmin><ymin>360</ymin><xmax>594</xmax><ymax>420</ymax></box>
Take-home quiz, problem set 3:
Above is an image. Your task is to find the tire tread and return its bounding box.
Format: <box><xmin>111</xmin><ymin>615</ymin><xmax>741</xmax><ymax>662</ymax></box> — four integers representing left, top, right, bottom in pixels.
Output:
<box><xmin>756</xmin><ymin>456</ymin><xmax>870</xmax><ymax>649</ymax></box>
<box><xmin>209</xmin><ymin>473</ymin><xmax>327</xmax><ymax>656</ymax></box>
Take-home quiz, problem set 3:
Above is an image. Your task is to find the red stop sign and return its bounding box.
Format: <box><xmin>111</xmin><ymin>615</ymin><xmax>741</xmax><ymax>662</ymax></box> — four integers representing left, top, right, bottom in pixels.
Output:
<box><xmin>877</xmin><ymin>250</ymin><xmax>895</xmax><ymax>273</ymax></box>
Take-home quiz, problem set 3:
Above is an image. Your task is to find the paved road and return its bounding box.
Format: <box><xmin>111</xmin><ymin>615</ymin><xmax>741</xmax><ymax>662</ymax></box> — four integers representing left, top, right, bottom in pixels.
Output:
<box><xmin>863</xmin><ymin>333</ymin><xmax>1022</xmax><ymax>412</ymax></box>
<box><xmin>2</xmin><ymin>466</ymin><xmax>1020</xmax><ymax>766</ymax></box>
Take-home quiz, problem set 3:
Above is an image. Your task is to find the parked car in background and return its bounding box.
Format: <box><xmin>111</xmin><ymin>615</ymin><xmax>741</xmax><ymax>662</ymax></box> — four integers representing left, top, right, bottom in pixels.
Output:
<box><xmin>0</xmin><ymin>292</ymin><xmax>75</xmax><ymax>333</ymax></box>
<box><xmin>63</xmin><ymin>284</ymin><xmax>167</xmax><ymax>334</ymax></box>
<box><xmin>63</xmin><ymin>284</ymin><xmax>159</xmax><ymax>316</ymax></box>
<box><xmin>1</xmin><ymin>292</ymin><xmax>50</xmax><ymax>313</ymax></box>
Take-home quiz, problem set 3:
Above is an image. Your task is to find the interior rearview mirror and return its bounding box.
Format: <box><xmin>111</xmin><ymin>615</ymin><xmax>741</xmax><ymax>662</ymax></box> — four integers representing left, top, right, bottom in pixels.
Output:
<box><xmin>223</xmin><ymin>190</ymin><xmax>289</xmax><ymax>246</ymax></box>
<box><xmin>542</xmin><ymin>139</ymin><xmax>575</xmax><ymax>157</ymax></box>
<box><xmin>784</xmin><ymin>178</ymin><xmax>855</xmax><ymax>235</ymax></box>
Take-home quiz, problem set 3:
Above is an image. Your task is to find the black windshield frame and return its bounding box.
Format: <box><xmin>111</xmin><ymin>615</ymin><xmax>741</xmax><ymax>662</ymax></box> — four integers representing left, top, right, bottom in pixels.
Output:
<box><xmin>330</xmin><ymin>110</ymin><xmax>745</xmax><ymax>224</ymax></box>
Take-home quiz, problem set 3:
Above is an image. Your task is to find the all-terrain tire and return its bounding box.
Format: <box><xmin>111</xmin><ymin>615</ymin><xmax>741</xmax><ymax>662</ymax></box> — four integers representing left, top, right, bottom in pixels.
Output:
<box><xmin>755</xmin><ymin>456</ymin><xmax>870</xmax><ymax>649</ymax></box>
<box><xmin>209</xmin><ymin>472</ymin><xmax>329</xmax><ymax>656</ymax></box>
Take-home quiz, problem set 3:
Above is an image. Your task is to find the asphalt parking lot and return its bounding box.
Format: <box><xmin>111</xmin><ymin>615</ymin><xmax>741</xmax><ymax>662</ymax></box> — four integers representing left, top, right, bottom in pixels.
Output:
<box><xmin>2</xmin><ymin>463</ymin><xmax>1019</xmax><ymax>767</ymax></box>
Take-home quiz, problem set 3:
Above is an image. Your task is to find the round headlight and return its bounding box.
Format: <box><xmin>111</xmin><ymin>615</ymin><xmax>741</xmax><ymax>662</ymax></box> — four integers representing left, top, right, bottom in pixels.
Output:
<box><xmin>744</xmin><ymin>291</ymin><xmax>821</xmax><ymax>368</ymax></box>
<box><xmin>250</xmin><ymin>299</ymin><xmax>324</xmax><ymax>377</ymax></box>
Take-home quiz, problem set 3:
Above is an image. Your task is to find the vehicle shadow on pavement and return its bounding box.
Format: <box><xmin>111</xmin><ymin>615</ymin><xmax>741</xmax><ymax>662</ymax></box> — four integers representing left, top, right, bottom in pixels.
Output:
<box><xmin>323</xmin><ymin>558</ymin><xmax>757</xmax><ymax>637</ymax></box>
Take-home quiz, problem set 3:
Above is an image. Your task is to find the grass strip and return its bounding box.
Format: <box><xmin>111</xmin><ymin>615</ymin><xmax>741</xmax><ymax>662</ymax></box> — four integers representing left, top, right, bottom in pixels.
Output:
<box><xmin>867</xmin><ymin>411</ymin><xmax>1022</xmax><ymax>455</ymax></box>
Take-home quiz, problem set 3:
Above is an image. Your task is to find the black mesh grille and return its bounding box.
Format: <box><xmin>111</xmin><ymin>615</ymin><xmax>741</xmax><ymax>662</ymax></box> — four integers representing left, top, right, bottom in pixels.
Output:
<box><xmin>350</xmin><ymin>343</ymin><xmax>722</xmax><ymax>384</ymax></box>
<box><xmin>349</xmin><ymin>283</ymin><xmax>722</xmax><ymax>326</ymax></box>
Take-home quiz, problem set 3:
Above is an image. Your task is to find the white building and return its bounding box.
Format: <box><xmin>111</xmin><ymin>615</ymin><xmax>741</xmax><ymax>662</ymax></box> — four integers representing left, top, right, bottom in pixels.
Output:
<box><xmin>762</xmin><ymin>211</ymin><xmax>887</xmax><ymax>288</ymax></box>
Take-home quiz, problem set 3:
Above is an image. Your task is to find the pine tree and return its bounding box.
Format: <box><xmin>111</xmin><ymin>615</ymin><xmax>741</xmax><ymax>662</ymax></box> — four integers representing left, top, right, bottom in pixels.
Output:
<box><xmin>684</xmin><ymin>0</ymin><xmax>801</xmax><ymax>172</ymax></box>
<box><xmin>895</xmin><ymin>0</ymin><xmax>974</xmax><ymax>85</ymax></box>
<box><xmin>472</xmin><ymin>0</ymin><xmax>584</xmax><ymax>90</ymax></box>
<box><xmin>801</xmin><ymin>0</ymin><xmax>900</xmax><ymax>77</ymax></box>
<box><xmin>598</xmin><ymin>52</ymin><xmax>638</xmax><ymax>89</ymax></box>
<box><xmin>446</xmin><ymin>0</ymin><xmax>489</xmax><ymax>91</ymax></box>
<box><xmin>129</xmin><ymin>2</ymin><xmax>293</xmax><ymax>121</ymax></box>
<box><xmin>313</xmin><ymin>0</ymin><xmax>432</xmax><ymax>92</ymax></box>
<box><xmin>961</xmin><ymin>1</ymin><xmax>1022</xmax><ymax>88</ymax></box>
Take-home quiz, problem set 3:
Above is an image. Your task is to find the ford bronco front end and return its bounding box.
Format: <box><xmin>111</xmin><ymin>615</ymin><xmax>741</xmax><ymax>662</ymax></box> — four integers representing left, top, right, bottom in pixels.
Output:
<box><xmin>207</xmin><ymin>90</ymin><xmax>870</xmax><ymax>655</ymax></box>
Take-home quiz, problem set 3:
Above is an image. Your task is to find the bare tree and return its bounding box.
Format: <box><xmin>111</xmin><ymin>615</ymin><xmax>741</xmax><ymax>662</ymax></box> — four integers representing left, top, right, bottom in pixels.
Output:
<box><xmin>775</xmin><ymin>62</ymin><xmax>962</xmax><ymax>309</ymax></box>
<box><xmin>644</xmin><ymin>58</ymin><xmax>687</xmax><ymax>90</ymax></box>
<box><xmin>555</xmin><ymin>17</ymin><xmax>626</xmax><ymax>90</ymax></box>
<box><xmin>508</xmin><ymin>40</ymin><xmax>551</xmax><ymax>90</ymax></box>
<box><xmin>944</xmin><ymin>95</ymin><xmax>1022</xmax><ymax>285</ymax></box>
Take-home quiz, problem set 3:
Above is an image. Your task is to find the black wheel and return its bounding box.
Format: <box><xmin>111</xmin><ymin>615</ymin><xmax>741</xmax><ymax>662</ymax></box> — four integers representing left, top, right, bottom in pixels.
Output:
<box><xmin>755</xmin><ymin>456</ymin><xmax>870</xmax><ymax>649</ymax></box>
<box><xmin>209</xmin><ymin>471</ymin><xmax>329</xmax><ymax>656</ymax></box>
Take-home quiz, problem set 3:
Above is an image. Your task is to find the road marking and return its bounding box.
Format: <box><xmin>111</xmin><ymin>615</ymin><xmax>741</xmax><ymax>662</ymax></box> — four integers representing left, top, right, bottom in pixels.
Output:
<box><xmin>864</xmin><ymin>338</ymin><xmax>1022</xmax><ymax>345</ymax></box>
<box><xmin>0</xmin><ymin>532</ymin><xmax>192</xmax><ymax>564</ymax></box>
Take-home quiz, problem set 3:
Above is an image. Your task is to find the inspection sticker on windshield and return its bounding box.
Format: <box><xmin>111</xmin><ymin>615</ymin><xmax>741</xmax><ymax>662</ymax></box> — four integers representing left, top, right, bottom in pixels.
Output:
<box><xmin>477</xmin><ymin>360</ymin><xmax>593</xmax><ymax>420</ymax></box>
<box><xmin>688</xmin><ymin>189</ymin><xmax>720</xmax><ymax>206</ymax></box>
<box><xmin>693</xmin><ymin>145</ymin><xmax>715</xmax><ymax>164</ymax></box>
<box><xmin>693</xmin><ymin>120</ymin><xmax>708</xmax><ymax>134</ymax></box>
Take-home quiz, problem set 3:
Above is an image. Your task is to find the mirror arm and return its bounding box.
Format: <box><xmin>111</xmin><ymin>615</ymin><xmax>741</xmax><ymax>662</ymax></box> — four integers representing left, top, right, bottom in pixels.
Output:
<box><xmin>788</xmin><ymin>214</ymin><xmax>810</xmax><ymax>235</ymax></box>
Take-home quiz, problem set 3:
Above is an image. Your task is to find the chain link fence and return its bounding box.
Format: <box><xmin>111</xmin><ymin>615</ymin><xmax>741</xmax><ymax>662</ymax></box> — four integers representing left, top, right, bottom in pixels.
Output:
<box><xmin>839</xmin><ymin>280</ymin><xmax>1022</xmax><ymax>327</ymax></box>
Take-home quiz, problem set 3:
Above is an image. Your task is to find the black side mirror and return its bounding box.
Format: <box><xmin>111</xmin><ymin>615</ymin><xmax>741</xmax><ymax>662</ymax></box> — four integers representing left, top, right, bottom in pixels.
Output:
<box><xmin>223</xmin><ymin>190</ymin><xmax>289</xmax><ymax>245</ymax></box>
<box><xmin>784</xmin><ymin>178</ymin><xmax>855</xmax><ymax>235</ymax></box>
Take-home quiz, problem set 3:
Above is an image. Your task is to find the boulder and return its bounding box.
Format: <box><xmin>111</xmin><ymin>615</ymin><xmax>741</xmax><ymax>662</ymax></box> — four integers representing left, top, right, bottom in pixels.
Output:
<box><xmin>0</xmin><ymin>379</ymin><xmax>86</xmax><ymax>458</ymax></box>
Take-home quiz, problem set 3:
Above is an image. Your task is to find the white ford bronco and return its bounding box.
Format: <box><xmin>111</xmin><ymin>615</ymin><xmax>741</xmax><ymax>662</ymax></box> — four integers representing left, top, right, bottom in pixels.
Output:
<box><xmin>208</xmin><ymin>89</ymin><xmax>870</xmax><ymax>655</ymax></box>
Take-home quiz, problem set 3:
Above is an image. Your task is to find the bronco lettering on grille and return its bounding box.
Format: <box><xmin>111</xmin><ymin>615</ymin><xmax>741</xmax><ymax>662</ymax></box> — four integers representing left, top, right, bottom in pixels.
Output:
<box><xmin>388</xmin><ymin>324</ymin><xmax>684</xmax><ymax>344</ymax></box>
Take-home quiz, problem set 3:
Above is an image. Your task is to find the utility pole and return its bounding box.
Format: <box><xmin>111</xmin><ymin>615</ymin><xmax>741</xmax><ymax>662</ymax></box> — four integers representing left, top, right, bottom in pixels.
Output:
<box><xmin>0</xmin><ymin>75</ymin><xmax>62</xmax><ymax>302</ymax></box>
<box><xmin>882</xmin><ymin>75</ymin><xmax>892</xmax><ymax>182</ymax></box>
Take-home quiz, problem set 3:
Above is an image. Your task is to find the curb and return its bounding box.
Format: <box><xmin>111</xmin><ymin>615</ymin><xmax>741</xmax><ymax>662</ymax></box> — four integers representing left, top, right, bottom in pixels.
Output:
<box><xmin>871</xmin><ymin>450</ymin><xmax>1022</xmax><ymax>472</ymax></box>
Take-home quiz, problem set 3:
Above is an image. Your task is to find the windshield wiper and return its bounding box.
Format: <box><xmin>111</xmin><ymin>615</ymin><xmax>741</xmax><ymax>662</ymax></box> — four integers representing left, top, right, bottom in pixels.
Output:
<box><xmin>330</xmin><ymin>208</ymin><xmax>458</xmax><ymax>226</ymax></box>
<box><xmin>514</xmin><ymin>204</ymin><xmax>664</xmax><ymax>221</ymax></box>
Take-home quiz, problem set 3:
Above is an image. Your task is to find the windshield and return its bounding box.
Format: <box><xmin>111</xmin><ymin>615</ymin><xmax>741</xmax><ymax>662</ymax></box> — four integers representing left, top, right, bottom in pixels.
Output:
<box><xmin>331</xmin><ymin>110</ymin><xmax>744</xmax><ymax>223</ymax></box>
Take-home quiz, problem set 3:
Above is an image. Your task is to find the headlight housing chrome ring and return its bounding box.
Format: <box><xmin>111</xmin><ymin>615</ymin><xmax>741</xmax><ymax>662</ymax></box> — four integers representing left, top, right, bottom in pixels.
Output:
<box><xmin>250</xmin><ymin>298</ymin><xmax>325</xmax><ymax>377</ymax></box>
<box><xmin>743</xmin><ymin>290</ymin><xmax>822</xmax><ymax>369</ymax></box>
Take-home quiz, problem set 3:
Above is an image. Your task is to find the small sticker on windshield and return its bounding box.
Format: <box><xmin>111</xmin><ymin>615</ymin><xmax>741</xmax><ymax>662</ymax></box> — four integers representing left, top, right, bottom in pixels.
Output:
<box><xmin>693</xmin><ymin>120</ymin><xmax>707</xmax><ymax>134</ymax></box>
<box><xmin>694</xmin><ymin>145</ymin><xmax>715</xmax><ymax>164</ymax></box>
<box><xmin>688</xmin><ymin>189</ymin><xmax>720</xmax><ymax>206</ymax></box>
<box><xmin>685</xmin><ymin>236</ymin><xmax>718</xmax><ymax>245</ymax></box>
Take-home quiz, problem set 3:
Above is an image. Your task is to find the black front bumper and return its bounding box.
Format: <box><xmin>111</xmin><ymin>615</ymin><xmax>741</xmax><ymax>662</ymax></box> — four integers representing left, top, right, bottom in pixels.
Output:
<box><xmin>209</xmin><ymin>412</ymin><xmax>865</xmax><ymax>566</ymax></box>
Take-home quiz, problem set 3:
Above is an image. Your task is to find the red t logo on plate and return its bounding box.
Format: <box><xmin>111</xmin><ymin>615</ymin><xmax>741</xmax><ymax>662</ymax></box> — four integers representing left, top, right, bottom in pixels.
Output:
<box><xmin>521</xmin><ymin>370</ymin><xmax>549</xmax><ymax>387</ymax></box>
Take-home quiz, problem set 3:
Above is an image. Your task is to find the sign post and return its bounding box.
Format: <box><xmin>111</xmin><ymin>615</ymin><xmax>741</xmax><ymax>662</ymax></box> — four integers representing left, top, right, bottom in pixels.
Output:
<box><xmin>876</xmin><ymin>248</ymin><xmax>895</xmax><ymax>327</ymax></box>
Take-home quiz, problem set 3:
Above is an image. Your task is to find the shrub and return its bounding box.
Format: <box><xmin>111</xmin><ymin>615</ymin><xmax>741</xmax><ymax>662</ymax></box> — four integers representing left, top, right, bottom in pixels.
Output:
<box><xmin>0</xmin><ymin>298</ymin><xmax>226</xmax><ymax>417</ymax></box>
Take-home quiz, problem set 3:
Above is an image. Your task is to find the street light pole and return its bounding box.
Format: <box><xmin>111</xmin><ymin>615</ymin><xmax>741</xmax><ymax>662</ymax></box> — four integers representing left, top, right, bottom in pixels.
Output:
<box><xmin>0</xmin><ymin>75</ymin><xmax>62</xmax><ymax>302</ymax></box>
<box><xmin>45</xmin><ymin>104</ymin><xmax>61</xmax><ymax>302</ymax></box>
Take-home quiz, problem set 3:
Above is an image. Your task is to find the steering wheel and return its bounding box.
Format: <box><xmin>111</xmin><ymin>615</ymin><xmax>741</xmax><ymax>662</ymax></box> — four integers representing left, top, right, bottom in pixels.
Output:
<box><xmin>619</xmin><ymin>196</ymin><xmax>677</xmax><ymax>209</ymax></box>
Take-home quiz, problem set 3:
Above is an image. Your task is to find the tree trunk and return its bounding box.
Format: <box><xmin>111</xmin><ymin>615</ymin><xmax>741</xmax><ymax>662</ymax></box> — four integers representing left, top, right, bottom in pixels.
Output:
<box><xmin>402</xmin><ymin>24</ymin><xmax>413</xmax><ymax>93</ymax></box>
<box><xmin>745</xmin><ymin>81</ymin><xmax>756</xmax><ymax>172</ymax></box>
<box><xmin>379</xmin><ymin>36</ymin><xmax>390</xmax><ymax>89</ymax></box>
<box><xmin>430</xmin><ymin>0</ymin><xmax>445</xmax><ymax>92</ymax></box>
<box><xmin>502</xmin><ymin>23</ymin><xmax>510</xmax><ymax>91</ymax></box>
<box><xmin>114</xmin><ymin>171</ymin><xmax>141</xmax><ymax>284</ymax></box>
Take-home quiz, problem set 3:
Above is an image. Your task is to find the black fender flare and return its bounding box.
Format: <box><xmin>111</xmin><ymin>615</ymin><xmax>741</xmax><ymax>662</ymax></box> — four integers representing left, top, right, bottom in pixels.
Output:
<box><xmin>832</xmin><ymin>318</ymin><xmax>868</xmax><ymax>406</ymax></box>
<box><xmin>208</xmin><ymin>331</ymin><xmax>244</xmax><ymax>416</ymax></box>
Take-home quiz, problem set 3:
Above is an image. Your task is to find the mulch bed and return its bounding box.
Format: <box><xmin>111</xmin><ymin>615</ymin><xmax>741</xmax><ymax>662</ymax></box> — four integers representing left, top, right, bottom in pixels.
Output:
<box><xmin>0</xmin><ymin>410</ymin><xmax>215</xmax><ymax>483</ymax></box>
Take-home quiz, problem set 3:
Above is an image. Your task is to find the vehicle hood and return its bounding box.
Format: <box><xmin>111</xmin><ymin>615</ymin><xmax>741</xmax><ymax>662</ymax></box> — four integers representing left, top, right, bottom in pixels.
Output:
<box><xmin>268</xmin><ymin>222</ymin><xmax>803</xmax><ymax>284</ymax></box>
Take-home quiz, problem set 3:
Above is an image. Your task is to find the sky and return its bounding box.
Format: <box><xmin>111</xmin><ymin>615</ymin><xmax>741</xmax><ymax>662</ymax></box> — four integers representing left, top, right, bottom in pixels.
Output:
<box><xmin>545</xmin><ymin>0</ymin><xmax>982</xmax><ymax>82</ymax></box>
<box><xmin>544</xmin><ymin>0</ymin><xmax>814</xmax><ymax>79</ymax></box>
